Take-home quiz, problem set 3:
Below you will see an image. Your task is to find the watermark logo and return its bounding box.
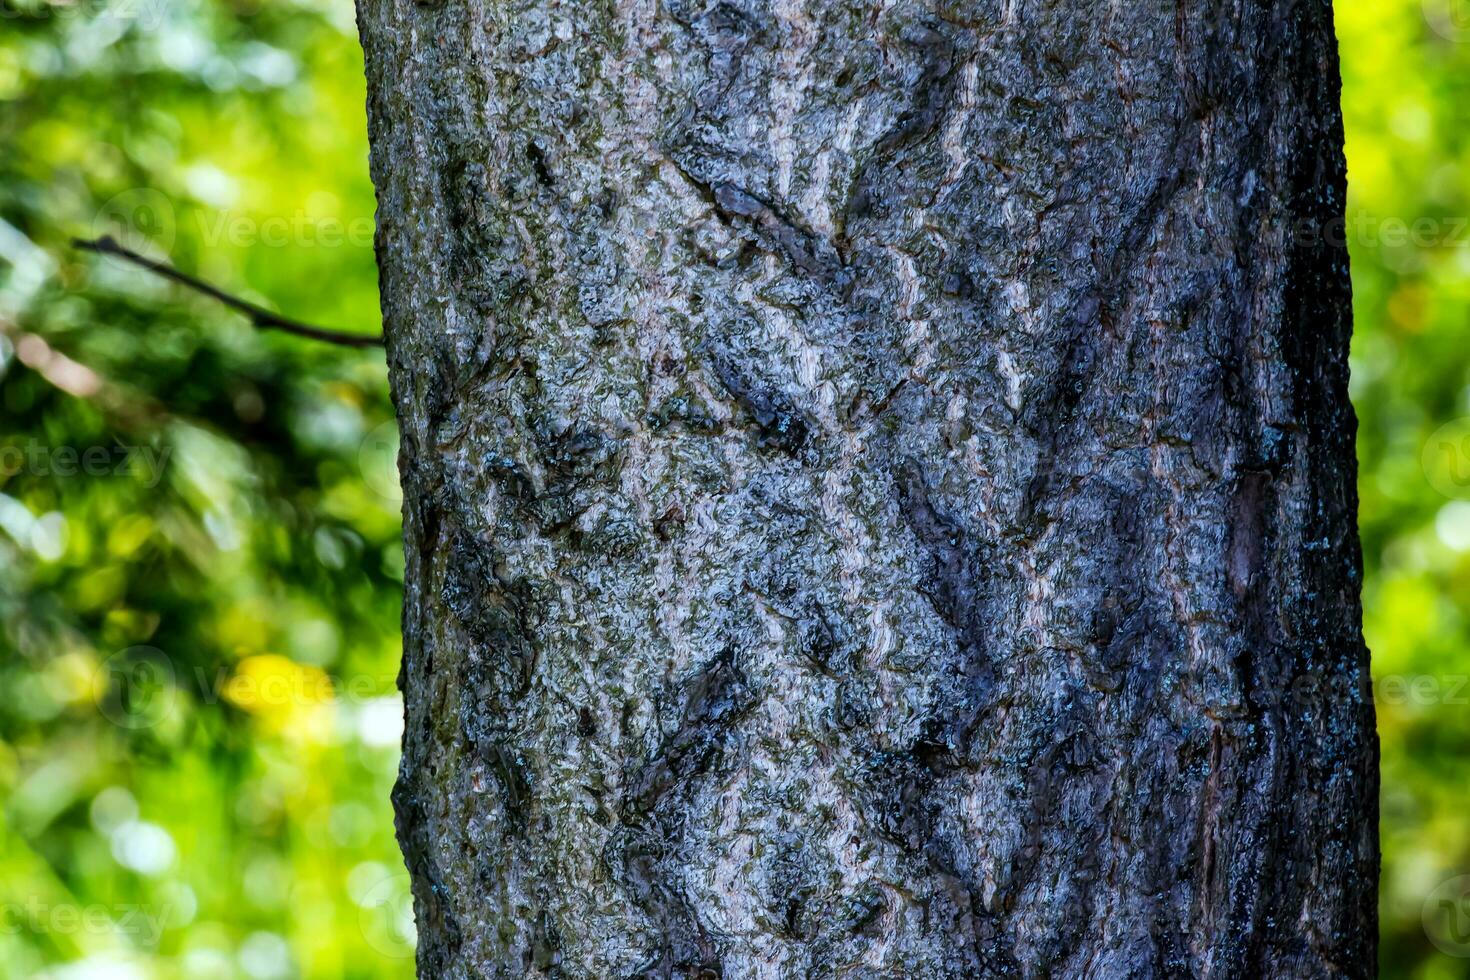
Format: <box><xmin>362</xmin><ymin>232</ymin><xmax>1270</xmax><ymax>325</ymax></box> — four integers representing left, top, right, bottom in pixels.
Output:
<box><xmin>0</xmin><ymin>440</ymin><xmax>171</xmax><ymax>488</ymax></box>
<box><xmin>1292</xmin><ymin>212</ymin><xmax>1470</xmax><ymax>251</ymax></box>
<box><xmin>92</xmin><ymin>188</ymin><xmax>177</xmax><ymax>255</ymax></box>
<box><xmin>1423</xmin><ymin>419</ymin><xmax>1470</xmax><ymax>500</ymax></box>
<box><xmin>196</xmin><ymin>210</ymin><xmax>375</xmax><ymax>250</ymax></box>
<box><xmin>357</xmin><ymin>871</ymin><xmax>416</xmax><ymax>959</ymax></box>
<box><xmin>92</xmin><ymin>646</ymin><xmax>401</xmax><ymax>729</ymax></box>
<box><xmin>0</xmin><ymin>0</ymin><xmax>173</xmax><ymax>31</ymax></box>
<box><xmin>1425</xmin><ymin>0</ymin><xmax>1470</xmax><ymax>42</ymax></box>
<box><xmin>93</xmin><ymin>646</ymin><xmax>178</xmax><ymax>730</ymax></box>
<box><xmin>90</xmin><ymin>191</ymin><xmax>373</xmax><ymax>255</ymax></box>
<box><xmin>358</xmin><ymin>421</ymin><xmax>402</xmax><ymax>504</ymax></box>
<box><xmin>1425</xmin><ymin>875</ymin><xmax>1470</xmax><ymax>956</ymax></box>
<box><xmin>0</xmin><ymin>899</ymin><xmax>171</xmax><ymax>948</ymax></box>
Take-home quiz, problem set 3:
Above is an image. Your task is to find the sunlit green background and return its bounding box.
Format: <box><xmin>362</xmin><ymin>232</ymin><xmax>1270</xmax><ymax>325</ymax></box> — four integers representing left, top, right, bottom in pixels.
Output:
<box><xmin>0</xmin><ymin>0</ymin><xmax>406</xmax><ymax>975</ymax></box>
<box><xmin>0</xmin><ymin>0</ymin><xmax>1465</xmax><ymax>975</ymax></box>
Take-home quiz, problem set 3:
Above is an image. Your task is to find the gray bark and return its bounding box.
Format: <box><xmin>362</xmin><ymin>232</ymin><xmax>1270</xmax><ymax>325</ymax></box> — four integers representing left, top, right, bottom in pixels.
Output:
<box><xmin>356</xmin><ymin>0</ymin><xmax>1377</xmax><ymax>975</ymax></box>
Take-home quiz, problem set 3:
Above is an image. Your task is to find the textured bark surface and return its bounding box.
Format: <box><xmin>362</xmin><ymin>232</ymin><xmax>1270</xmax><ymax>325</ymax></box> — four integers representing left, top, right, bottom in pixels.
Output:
<box><xmin>356</xmin><ymin>0</ymin><xmax>1377</xmax><ymax>975</ymax></box>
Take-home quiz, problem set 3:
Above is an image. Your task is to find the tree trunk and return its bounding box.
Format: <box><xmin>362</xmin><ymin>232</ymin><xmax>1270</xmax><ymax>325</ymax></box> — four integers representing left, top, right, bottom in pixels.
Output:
<box><xmin>356</xmin><ymin>0</ymin><xmax>1377</xmax><ymax>975</ymax></box>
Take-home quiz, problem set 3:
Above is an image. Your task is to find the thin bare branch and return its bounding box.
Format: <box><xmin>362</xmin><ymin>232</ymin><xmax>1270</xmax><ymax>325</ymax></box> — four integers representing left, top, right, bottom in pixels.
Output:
<box><xmin>73</xmin><ymin>236</ymin><xmax>384</xmax><ymax>349</ymax></box>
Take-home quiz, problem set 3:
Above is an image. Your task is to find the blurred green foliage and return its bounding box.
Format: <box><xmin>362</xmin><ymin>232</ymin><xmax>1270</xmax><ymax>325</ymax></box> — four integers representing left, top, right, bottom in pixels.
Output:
<box><xmin>1346</xmin><ymin>1</ymin><xmax>1470</xmax><ymax>975</ymax></box>
<box><xmin>0</xmin><ymin>0</ymin><xmax>407</xmax><ymax>975</ymax></box>
<box><xmin>0</xmin><ymin>0</ymin><xmax>1466</xmax><ymax>976</ymax></box>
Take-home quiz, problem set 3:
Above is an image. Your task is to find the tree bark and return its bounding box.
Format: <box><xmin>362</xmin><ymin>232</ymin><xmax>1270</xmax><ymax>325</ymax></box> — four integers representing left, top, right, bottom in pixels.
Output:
<box><xmin>356</xmin><ymin>0</ymin><xmax>1377</xmax><ymax>975</ymax></box>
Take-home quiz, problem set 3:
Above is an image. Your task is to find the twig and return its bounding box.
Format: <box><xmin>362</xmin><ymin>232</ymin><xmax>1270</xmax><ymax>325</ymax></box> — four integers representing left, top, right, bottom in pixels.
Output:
<box><xmin>73</xmin><ymin>236</ymin><xmax>383</xmax><ymax>349</ymax></box>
